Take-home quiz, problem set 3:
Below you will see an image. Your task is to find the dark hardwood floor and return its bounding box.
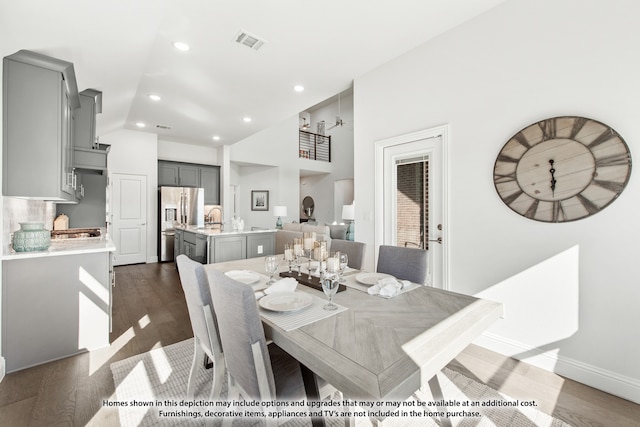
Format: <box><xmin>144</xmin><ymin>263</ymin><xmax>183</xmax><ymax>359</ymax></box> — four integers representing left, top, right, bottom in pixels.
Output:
<box><xmin>0</xmin><ymin>261</ymin><xmax>638</xmax><ymax>426</ymax></box>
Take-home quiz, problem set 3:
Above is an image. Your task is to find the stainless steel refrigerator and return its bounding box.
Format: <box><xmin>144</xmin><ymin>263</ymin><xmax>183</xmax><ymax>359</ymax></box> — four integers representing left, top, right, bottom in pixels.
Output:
<box><xmin>159</xmin><ymin>187</ymin><xmax>204</xmax><ymax>261</ymax></box>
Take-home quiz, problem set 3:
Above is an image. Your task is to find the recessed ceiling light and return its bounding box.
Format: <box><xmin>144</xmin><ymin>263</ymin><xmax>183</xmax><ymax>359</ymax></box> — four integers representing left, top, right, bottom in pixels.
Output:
<box><xmin>212</xmin><ymin>135</ymin><xmax>221</xmax><ymax>141</ymax></box>
<box><xmin>135</xmin><ymin>122</ymin><xmax>146</xmax><ymax>128</ymax></box>
<box><xmin>243</xmin><ymin>117</ymin><xmax>252</xmax><ymax>123</ymax></box>
<box><xmin>173</xmin><ymin>41</ymin><xmax>190</xmax><ymax>51</ymax></box>
<box><xmin>293</xmin><ymin>85</ymin><xmax>305</xmax><ymax>92</ymax></box>
<box><xmin>148</xmin><ymin>94</ymin><xmax>161</xmax><ymax>101</ymax></box>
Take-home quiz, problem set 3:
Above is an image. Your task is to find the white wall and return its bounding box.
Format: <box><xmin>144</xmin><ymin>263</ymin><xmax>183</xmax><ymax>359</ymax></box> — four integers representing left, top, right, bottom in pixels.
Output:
<box><xmin>229</xmin><ymin>116</ymin><xmax>301</xmax><ymax>228</ymax></box>
<box><xmin>354</xmin><ymin>0</ymin><xmax>640</xmax><ymax>402</ymax></box>
<box><xmin>157</xmin><ymin>139</ymin><xmax>219</xmax><ymax>165</ymax></box>
<box><xmin>101</xmin><ymin>129</ymin><xmax>158</xmax><ymax>263</ymax></box>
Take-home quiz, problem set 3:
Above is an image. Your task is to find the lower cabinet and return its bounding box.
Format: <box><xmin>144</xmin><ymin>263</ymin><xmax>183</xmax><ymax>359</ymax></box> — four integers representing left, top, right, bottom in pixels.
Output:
<box><xmin>174</xmin><ymin>229</ymin><xmax>184</xmax><ymax>260</ymax></box>
<box><xmin>182</xmin><ymin>230</ymin><xmax>206</xmax><ymax>263</ymax></box>
<box><xmin>2</xmin><ymin>252</ymin><xmax>112</xmax><ymax>372</ymax></box>
<box><xmin>211</xmin><ymin>236</ymin><xmax>247</xmax><ymax>263</ymax></box>
<box><xmin>207</xmin><ymin>231</ymin><xmax>275</xmax><ymax>264</ymax></box>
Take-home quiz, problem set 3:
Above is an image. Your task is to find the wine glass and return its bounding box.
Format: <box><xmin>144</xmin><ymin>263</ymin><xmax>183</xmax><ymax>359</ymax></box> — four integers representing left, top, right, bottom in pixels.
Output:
<box><xmin>321</xmin><ymin>272</ymin><xmax>339</xmax><ymax>311</ymax></box>
<box><xmin>264</xmin><ymin>255</ymin><xmax>279</xmax><ymax>284</ymax></box>
<box><xmin>338</xmin><ymin>253</ymin><xmax>348</xmax><ymax>283</ymax></box>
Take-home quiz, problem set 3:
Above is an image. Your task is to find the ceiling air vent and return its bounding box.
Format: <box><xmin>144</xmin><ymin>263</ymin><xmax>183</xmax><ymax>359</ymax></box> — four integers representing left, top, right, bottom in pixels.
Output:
<box><xmin>156</xmin><ymin>124</ymin><xmax>172</xmax><ymax>130</ymax></box>
<box><xmin>234</xmin><ymin>30</ymin><xmax>266</xmax><ymax>51</ymax></box>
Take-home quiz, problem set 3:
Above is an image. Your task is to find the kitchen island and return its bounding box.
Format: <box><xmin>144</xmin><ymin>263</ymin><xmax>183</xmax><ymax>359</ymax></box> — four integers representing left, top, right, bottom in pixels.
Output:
<box><xmin>1</xmin><ymin>236</ymin><xmax>116</xmax><ymax>372</ymax></box>
<box><xmin>174</xmin><ymin>225</ymin><xmax>275</xmax><ymax>264</ymax></box>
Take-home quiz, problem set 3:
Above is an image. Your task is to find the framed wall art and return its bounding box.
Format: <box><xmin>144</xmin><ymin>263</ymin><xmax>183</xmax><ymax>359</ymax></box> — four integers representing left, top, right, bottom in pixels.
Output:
<box><xmin>251</xmin><ymin>190</ymin><xmax>269</xmax><ymax>211</ymax></box>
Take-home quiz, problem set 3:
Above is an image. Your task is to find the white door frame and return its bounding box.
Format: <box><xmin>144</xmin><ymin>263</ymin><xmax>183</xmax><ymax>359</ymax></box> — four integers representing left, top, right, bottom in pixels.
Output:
<box><xmin>374</xmin><ymin>124</ymin><xmax>450</xmax><ymax>289</ymax></box>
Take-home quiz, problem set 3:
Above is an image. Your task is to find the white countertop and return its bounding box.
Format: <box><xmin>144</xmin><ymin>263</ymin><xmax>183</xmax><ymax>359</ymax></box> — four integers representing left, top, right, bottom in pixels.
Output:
<box><xmin>177</xmin><ymin>225</ymin><xmax>276</xmax><ymax>237</ymax></box>
<box><xmin>2</xmin><ymin>237</ymin><xmax>116</xmax><ymax>260</ymax></box>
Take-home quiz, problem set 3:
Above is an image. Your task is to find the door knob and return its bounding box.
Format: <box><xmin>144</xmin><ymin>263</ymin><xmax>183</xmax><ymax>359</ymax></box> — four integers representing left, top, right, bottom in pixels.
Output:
<box><xmin>428</xmin><ymin>237</ymin><xmax>442</xmax><ymax>244</ymax></box>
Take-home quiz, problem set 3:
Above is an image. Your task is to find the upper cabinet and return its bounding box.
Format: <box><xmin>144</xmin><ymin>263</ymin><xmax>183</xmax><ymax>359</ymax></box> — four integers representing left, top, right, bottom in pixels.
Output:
<box><xmin>178</xmin><ymin>164</ymin><xmax>199</xmax><ymax>187</ymax></box>
<box><xmin>158</xmin><ymin>161</ymin><xmax>220</xmax><ymax>204</ymax></box>
<box><xmin>3</xmin><ymin>50</ymin><xmax>80</xmax><ymax>201</ymax></box>
<box><xmin>200</xmin><ymin>165</ymin><xmax>220</xmax><ymax>205</ymax></box>
<box><xmin>73</xmin><ymin>89</ymin><xmax>109</xmax><ymax>173</ymax></box>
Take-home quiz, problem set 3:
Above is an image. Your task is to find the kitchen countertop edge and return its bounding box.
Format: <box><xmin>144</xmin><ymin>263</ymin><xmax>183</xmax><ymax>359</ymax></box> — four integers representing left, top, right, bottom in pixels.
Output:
<box><xmin>2</xmin><ymin>237</ymin><xmax>116</xmax><ymax>261</ymax></box>
<box><xmin>176</xmin><ymin>225</ymin><xmax>277</xmax><ymax>237</ymax></box>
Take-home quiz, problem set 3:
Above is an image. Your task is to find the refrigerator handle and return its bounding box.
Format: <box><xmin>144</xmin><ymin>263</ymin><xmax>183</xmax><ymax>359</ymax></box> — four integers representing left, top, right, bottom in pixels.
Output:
<box><xmin>180</xmin><ymin>192</ymin><xmax>185</xmax><ymax>224</ymax></box>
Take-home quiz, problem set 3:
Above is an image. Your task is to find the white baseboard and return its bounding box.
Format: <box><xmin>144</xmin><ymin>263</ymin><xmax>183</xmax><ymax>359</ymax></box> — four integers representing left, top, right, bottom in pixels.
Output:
<box><xmin>0</xmin><ymin>356</ymin><xmax>5</xmax><ymax>383</ymax></box>
<box><xmin>474</xmin><ymin>332</ymin><xmax>640</xmax><ymax>404</ymax></box>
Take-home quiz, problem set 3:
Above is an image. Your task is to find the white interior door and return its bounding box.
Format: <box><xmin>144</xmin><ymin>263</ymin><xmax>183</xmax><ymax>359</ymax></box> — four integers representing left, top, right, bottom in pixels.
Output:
<box><xmin>112</xmin><ymin>173</ymin><xmax>147</xmax><ymax>266</ymax></box>
<box><xmin>375</xmin><ymin>126</ymin><xmax>448</xmax><ymax>288</ymax></box>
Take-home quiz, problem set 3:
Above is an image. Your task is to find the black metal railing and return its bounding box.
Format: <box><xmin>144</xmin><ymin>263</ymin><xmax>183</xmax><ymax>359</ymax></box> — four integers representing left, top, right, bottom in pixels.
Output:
<box><xmin>299</xmin><ymin>130</ymin><xmax>331</xmax><ymax>162</ymax></box>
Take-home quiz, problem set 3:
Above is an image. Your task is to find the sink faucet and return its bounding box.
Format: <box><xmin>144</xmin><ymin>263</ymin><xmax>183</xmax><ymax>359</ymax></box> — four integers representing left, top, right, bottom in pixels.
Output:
<box><xmin>206</xmin><ymin>206</ymin><xmax>224</xmax><ymax>230</ymax></box>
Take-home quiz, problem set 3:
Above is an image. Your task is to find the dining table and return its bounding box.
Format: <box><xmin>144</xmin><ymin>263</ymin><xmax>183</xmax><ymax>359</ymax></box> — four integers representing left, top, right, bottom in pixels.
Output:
<box><xmin>204</xmin><ymin>256</ymin><xmax>503</xmax><ymax>426</ymax></box>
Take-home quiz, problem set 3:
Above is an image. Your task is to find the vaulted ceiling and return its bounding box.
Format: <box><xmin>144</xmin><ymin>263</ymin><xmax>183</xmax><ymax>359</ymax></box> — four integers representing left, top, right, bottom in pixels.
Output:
<box><xmin>1</xmin><ymin>0</ymin><xmax>507</xmax><ymax>147</ymax></box>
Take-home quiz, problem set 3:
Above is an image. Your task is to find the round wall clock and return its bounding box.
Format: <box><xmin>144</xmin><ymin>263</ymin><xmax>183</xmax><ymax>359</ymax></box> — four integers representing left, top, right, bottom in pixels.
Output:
<box><xmin>493</xmin><ymin>116</ymin><xmax>632</xmax><ymax>222</ymax></box>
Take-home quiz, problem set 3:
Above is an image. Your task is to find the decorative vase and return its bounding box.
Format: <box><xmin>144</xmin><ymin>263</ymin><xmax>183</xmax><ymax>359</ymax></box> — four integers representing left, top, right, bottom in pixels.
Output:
<box><xmin>13</xmin><ymin>222</ymin><xmax>51</xmax><ymax>252</ymax></box>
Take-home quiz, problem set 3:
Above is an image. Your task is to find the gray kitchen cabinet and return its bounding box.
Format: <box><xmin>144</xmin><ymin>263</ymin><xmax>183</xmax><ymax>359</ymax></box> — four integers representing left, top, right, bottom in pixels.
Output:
<box><xmin>73</xmin><ymin>89</ymin><xmax>109</xmax><ymax>172</ymax></box>
<box><xmin>200</xmin><ymin>165</ymin><xmax>221</xmax><ymax>205</ymax></box>
<box><xmin>158</xmin><ymin>161</ymin><xmax>220</xmax><ymax>202</ymax></box>
<box><xmin>74</xmin><ymin>89</ymin><xmax>98</xmax><ymax>149</ymax></box>
<box><xmin>158</xmin><ymin>161</ymin><xmax>180</xmax><ymax>186</ymax></box>
<box><xmin>207</xmin><ymin>231</ymin><xmax>275</xmax><ymax>264</ymax></box>
<box><xmin>247</xmin><ymin>233</ymin><xmax>275</xmax><ymax>258</ymax></box>
<box><xmin>178</xmin><ymin>164</ymin><xmax>199</xmax><ymax>187</ymax></box>
<box><xmin>3</xmin><ymin>50</ymin><xmax>80</xmax><ymax>201</ymax></box>
<box><xmin>157</xmin><ymin>161</ymin><xmax>199</xmax><ymax>187</ymax></box>
<box><xmin>212</xmin><ymin>235</ymin><xmax>247</xmax><ymax>263</ymax></box>
<box><xmin>2</xmin><ymin>252</ymin><xmax>111</xmax><ymax>372</ymax></box>
<box><xmin>174</xmin><ymin>229</ymin><xmax>184</xmax><ymax>260</ymax></box>
<box><xmin>182</xmin><ymin>230</ymin><xmax>206</xmax><ymax>263</ymax></box>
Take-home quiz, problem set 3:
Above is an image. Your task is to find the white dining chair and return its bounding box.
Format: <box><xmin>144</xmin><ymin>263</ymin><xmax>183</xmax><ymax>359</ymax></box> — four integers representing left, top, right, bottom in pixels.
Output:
<box><xmin>176</xmin><ymin>255</ymin><xmax>225</xmax><ymax>401</ymax></box>
<box><xmin>208</xmin><ymin>268</ymin><xmax>339</xmax><ymax>426</ymax></box>
<box><xmin>376</xmin><ymin>245</ymin><xmax>428</xmax><ymax>284</ymax></box>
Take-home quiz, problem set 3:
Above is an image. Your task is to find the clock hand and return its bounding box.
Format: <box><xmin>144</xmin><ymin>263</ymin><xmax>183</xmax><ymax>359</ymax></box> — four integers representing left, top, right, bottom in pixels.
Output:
<box><xmin>549</xmin><ymin>159</ymin><xmax>557</xmax><ymax>197</ymax></box>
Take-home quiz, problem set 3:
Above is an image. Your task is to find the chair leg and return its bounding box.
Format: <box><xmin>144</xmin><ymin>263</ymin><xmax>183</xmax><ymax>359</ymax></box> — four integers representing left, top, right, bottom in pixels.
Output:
<box><xmin>188</xmin><ymin>339</ymin><xmax>205</xmax><ymax>398</ymax></box>
<box><xmin>222</xmin><ymin>373</ymin><xmax>239</xmax><ymax>427</ymax></box>
<box><xmin>209</xmin><ymin>355</ymin><xmax>225</xmax><ymax>401</ymax></box>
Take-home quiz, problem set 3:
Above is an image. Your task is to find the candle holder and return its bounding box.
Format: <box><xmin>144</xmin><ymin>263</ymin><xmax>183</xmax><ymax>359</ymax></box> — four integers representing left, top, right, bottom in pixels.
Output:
<box><xmin>303</xmin><ymin>232</ymin><xmax>316</xmax><ymax>280</ymax></box>
<box><xmin>284</xmin><ymin>243</ymin><xmax>294</xmax><ymax>273</ymax></box>
<box><xmin>293</xmin><ymin>237</ymin><xmax>304</xmax><ymax>277</ymax></box>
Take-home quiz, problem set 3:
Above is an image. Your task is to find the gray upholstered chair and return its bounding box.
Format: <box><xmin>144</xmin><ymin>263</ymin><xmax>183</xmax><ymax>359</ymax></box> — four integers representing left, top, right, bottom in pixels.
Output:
<box><xmin>176</xmin><ymin>255</ymin><xmax>225</xmax><ymax>401</ymax></box>
<box><xmin>208</xmin><ymin>269</ymin><xmax>309</xmax><ymax>425</ymax></box>
<box><xmin>376</xmin><ymin>245</ymin><xmax>428</xmax><ymax>284</ymax></box>
<box><xmin>330</xmin><ymin>239</ymin><xmax>366</xmax><ymax>270</ymax></box>
<box><xmin>208</xmin><ymin>269</ymin><xmax>340</xmax><ymax>426</ymax></box>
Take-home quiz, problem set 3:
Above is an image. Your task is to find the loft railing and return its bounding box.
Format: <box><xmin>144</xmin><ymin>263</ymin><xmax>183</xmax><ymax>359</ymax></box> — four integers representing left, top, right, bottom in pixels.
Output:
<box><xmin>299</xmin><ymin>130</ymin><xmax>331</xmax><ymax>162</ymax></box>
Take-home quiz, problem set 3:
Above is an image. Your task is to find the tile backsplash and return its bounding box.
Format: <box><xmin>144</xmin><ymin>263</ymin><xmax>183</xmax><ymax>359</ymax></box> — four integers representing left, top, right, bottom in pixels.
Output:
<box><xmin>3</xmin><ymin>197</ymin><xmax>56</xmax><ymax>253</ymax></box>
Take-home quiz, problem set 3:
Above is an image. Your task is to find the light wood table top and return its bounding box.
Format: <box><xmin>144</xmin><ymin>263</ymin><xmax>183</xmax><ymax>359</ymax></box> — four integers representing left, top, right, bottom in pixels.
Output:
<box><xmin>205</xmin><ymin>256</ymin><xmax>503</xmax><ymax>401</ymax></box>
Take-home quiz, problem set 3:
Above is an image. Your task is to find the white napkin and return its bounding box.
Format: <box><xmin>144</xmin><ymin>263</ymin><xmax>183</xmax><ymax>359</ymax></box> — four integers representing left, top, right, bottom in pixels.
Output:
<box><xmin>367</xmin><ymin>277</ymin><xmax>411</xmax><ymax>298</ymax></box>
<box><xmin>264</xmin><ymin>277</ymin><xmax>298</xmax><ymax>295</ymax></box>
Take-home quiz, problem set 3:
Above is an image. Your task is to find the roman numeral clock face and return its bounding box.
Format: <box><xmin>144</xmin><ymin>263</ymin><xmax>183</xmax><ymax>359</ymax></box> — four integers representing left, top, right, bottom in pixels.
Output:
<box><xmin>494</xmin><ymin>116</ymin><xmax>632</xmax><ymax>222</ymax></box>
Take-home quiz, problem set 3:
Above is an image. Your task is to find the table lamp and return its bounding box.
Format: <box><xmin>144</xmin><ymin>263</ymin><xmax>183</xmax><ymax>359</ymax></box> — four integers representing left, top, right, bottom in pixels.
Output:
<box><xmin>342</xmin><ymin>204</ymin><xmax>355</xmax><ymax>241</ymax></box>
<box><xmin>273</xmin><ymin>205</ymin><xmax>287</xmax><ymax>229</ymax></box>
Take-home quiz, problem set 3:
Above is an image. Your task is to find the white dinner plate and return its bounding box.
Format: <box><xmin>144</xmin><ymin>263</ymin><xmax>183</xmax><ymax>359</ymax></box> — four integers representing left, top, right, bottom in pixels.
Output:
<box><xmin>225</xmin><ymin>270</ymin><xmax>260</xmax><ymax>285</ymax></box>
<box><xmin>355</xmin><ymin>272</ymin><xmax>394</xmax><ymax>286</ymax></box>
<box><xmin>259</xmin><ymin>292</ymin><xmax>313</xmax><ymax>312</ymax></box>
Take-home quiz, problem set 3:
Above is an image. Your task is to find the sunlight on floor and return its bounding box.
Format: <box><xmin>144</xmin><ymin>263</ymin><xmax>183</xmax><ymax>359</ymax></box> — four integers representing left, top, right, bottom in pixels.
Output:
<box><xmin>118</xmin><ymin>361</ymin><xmax>155</xmax><ymax>426</ymax></box>
<box><xmin>138</xmin><ymin>314</ymin><xmax>151</xmax><ymax>329</ymax></box>
<box><xmin>89</xmin><ymin>326</ymin><xmax>136</xmax><ymax>375</ymax></box>
<box><xmin>150</xmin><ymin>345</ymin><xmax>173</xmax><ymax>383</ymax></box>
